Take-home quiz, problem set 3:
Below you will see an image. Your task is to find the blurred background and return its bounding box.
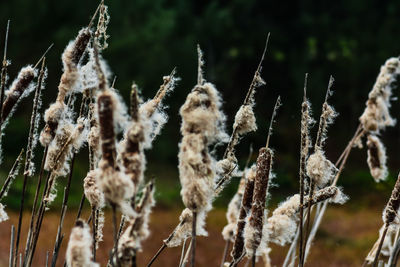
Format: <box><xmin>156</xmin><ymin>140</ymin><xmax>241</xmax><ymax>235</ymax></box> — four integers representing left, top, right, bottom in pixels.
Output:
<box><xmin>0</xmin><ymin>0</ymin><xmax>400</xmax><ymax>266</ymax></box>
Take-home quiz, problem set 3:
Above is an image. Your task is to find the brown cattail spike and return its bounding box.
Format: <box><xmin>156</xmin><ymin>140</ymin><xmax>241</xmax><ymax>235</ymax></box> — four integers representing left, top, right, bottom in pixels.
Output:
<box><xmin>230</xmin><ymin>167</ymin><xmax>256</xmax><ymax>263</ymax></box>
<box><xmin>244</xmin><ymin>147</ymin><xmax>272</xmax><ymax>256</ymax></box>
<box><xmin>384</xmin><ymin>172</ymin><xmax>400</xmax><ymax>225</ymax></box>
<box><xmin>1</xmin><ymin>66</ymin><xmax>36</xmax><ymax>122</ymax></box>
<box><xmin>98</xmin><ymin>92</ymin><xmax>116</xmax><ymax>169</ymax></box>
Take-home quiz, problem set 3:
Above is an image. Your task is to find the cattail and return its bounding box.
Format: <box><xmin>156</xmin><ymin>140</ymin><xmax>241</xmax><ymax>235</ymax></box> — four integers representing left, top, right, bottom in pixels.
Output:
<box><xmin>265</xmin><ymin>186</ymin><xmax>345</xmax><ymax>246</ymax></box>
<box><xmin>98</xmin><ymin>91</ymin><xmax>117</xmax><ymax>169</ymax></box>
<box><xmin>367</xmin><ymin>134</ymin><xmax>388</xmax><ymax>182</ymax></box>
<box><xmin>88</xmin><ymin>102</ymin><xmax>101</xmax><ymax>168</ymax></box>
<box><xmin>1</xmin><ymin>66</ymin><xmax>36</xmax><ymax>123</ymax></box>
<box><xmin>94</xmin><ymin>2</ymin><xmax>110</xmax><ymax>50</ymax></box>
<box><xmin>97</xmin><ymin>89</ymin><xmax>134</xmax><ymax>214</ymax></box>
<box><xmin>360</xmin><ymin>57</ymin><xmax>400</xmax><ymax>133</ymax></box>
<box><xmin>298</xmin><ymin>74</ymin><xmax>312</xmax><ymax>265</ymax></box>
<box><xmin>222</xmin><ymin>39</ymin><xmax>268</xmax><ymax>165</ymax></box>
<box><xmin>383</xmin><ymin>173</ymin><xmax>400</xmax><ymax>225</ymax></box>
<box><xmin>45</xmin><ymin>119</ymin><xmax>86</xmax><ymax>177</ymax></box>
<box><xmin>83</xmin><ymin>170</ymin><xmax>105</xmax><ymax>209</ymax></box>
<box><xmin>0</xmin><ymin>203</ymin><xmax>8</xmax><ymax>222</ymax></box>
<box><xmin>165</xmin><ymin>208</ymin><xmax>208</xmax><ymax>248</ymax></box>
<box><xmin>306</xmin><ymin>149</ymin><xmax>337</xmax><ymax>188</ymax></box>
<box><xmin>222</xmin><ymin>178</ymin><xmax>246</xmax><ymax>242</ymax></box>
<box><xmin>233</xmin><ymin>105</ymin><xmax>257</xmax><ymax>136</ymax></box>
<box><xmin>40</xmin><ymin>28</ymin><xmax>91</xmax><ymax>146</ymax></box>
<box><xmin>370</xmin><ymin>173</ymin><xmax>400</xmax><ymax>265</ymax></box>
<box><xmin>178</xmin><ymin>49</ymin><xmax>227</xmax><ymax>213</ymax></box>
<box><xmin>139</xmin><ymin>69</ymin><xmax>178</xmax><ymax>147</ymax></box>
<box><xmin>306</xmin><ymin>78</ymin><xmax>337</xmax><ymax>188</ymax></box>
<box><xmin>230</xmin><ymin>166</ymin><xmax>256</xmax><ymax>262</ymax></box>
<box><xmin>140</xmin><ymin>69</ymin><xmax>178</xmax><ymax>119</ymax></box>
<box><xmin>66</xmin><ymin>220</ymin><xmax>98</xmax><ymax>267</ymax></box>
<box><xmin>244</xmin><ymin>147</ymin><xmax>272</xmax><ymax>257</ymax></box>
<box><xmin>178</xmin><ymin>82</ymin><xmax>227</xmax><ymax>212</ymax></box>
<box><xmin>24</xmin><ymin>60</ymin><xmax>47</xmax><ymax>177</ymax></box>
<box><xmin>117</xmin><ymin>182</ymin><xmax>155</xmax><ymax>266</ymax></box>
<box><xmin>119</xmin><ymin>84</ymin><xmax>145</xmax><ymax>190</ymax></box>
<box><xmin>44</xmin><ymin>119</ymin><xmax>87</xmax><ymax>204</ymax></box>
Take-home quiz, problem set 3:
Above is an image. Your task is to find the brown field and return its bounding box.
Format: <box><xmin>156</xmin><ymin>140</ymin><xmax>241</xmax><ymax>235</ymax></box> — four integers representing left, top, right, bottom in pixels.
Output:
<box><xmin>0</xmin><ymin>205</ymin><xmax>383</xmax><ymax>267</ymax></box>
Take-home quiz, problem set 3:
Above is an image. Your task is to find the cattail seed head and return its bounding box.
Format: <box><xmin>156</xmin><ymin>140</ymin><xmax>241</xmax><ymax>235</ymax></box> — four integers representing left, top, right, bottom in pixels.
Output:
<box><xmin>306</xmin><ymin>149</ymin><xmax>337</xmax><ymax>188</ymax></box>
<box><xmin>222</xmin><ymin>179</ymin><xmax>245</xmax><ymax>241</ymax></box>
<box><xmin>367</xmin><ymin>134</ymin><xmax>388</xmax><ymax>182</ymax></box>
<box><xmin>231</xmin><ymin>165</ymin><xmax>256</xmax><ymax>261</ymax></box>
<box><xmin>360</xmin><ymin>57</ymin><xmax>399</xmax><ymax>133</ymax></box>
<box><xmin>384</xmin><ymin>172</ymin><xmax>400</xmax><ymax>225</ymax></box>
<box><xmin>165</xmin><ymin>208</ymin><xmax>208</xmax><ymax>248</ymax></box>
<box><xmin>233</xmin><ymin>104</ymin><xmax>257</xmax><ymax>135</ymax></box>
<box><xmin>83</xmin><ymin>170</ymin><xmax>105</xmax><ymax>209</ymax></box>
<box><xmin>66</xmin><ymin>220</ymin><xmax>98</xmax><ymax>267</ymax></box>
<box><xmin>244</xmin><ymin>148</ymin><xmax>272</xmax><ymax>256</ymax></box>
<box><xmin>117</xmin><ymin>184</ymin><xmax>155</xmax><ymax>265</ymax></box>
<box><xmin>98</xmin><ymin>91</ymin><xmax>117</xmax><ymax>170</ymax></box>
<box><xmin>40</xmin><ymin>101</ymin><xmax>65</xmax><ymax>146</ymax></box>
<box><xmin>265</xmin><ymin>186</ymin><xmax>345</xmax><ymax>246</ymax></box>
<box><xmin>2</xmin><ymin>66</ymin><xmax>36</xmax><ymax>122</ymax></box>
<box><xmin>179</xmin><ymin>81</ymin><xmax>227</xmax><ymax>212</ymax></box>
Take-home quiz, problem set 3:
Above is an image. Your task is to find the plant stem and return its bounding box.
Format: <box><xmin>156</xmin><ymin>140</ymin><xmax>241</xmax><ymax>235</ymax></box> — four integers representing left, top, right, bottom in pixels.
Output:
<box><xmin>9</xmin><ymin>225</ymin><xmax>14</xmax><ymax>267</ymax></box>
<box><xmin>373</xmin><ymin>224</ymin><xmax>389</xmax><ymax>267</ymax></box>
<box><xmin>191</xmin><ymin>211</ymin><xmax>197</xmax><ymax>267</ymax></box>
<box><xmin>220</xmin><ymin>240</ymin><xmax>230</xmax><ymax>267</ymax></box>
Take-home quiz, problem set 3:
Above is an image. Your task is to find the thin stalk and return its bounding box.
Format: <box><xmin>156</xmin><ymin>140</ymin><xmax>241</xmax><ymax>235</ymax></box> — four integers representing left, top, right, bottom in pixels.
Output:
<box><xmin>9</xmin><ymin>225</ymin><xmax>14</xmax><ymax>267</ymax></box>
<box><xmin>302</xmin><ymin>125</ymin><xmax>364</xmax><ymax>263</ymax></box>
<box><xmin>0</xmin><ymin>20</ymin><xmax>10</xmax><ymax>130</ymax></box>
<box><xmin>389</xmin><ymin>235</ymin><xmax>400</xmax><ymax>267</ymax></box>
<box><xmin>75</xmin><ymin>194</ymin><xmax>86</xmax><ymax>220</ymax></box>
<box><xmin>191</xmin><ymin>211</ymin><xmax>197</xmax><ymax>267</ymax></box>
<box><xmin>181</xmin><ymin>240</ymin><xmax>193</xmax><ymax>267</ymax></box>
<box><xmin>373</xmin><ymin>224</ymin><xmax>389</xmax><ymax>267</ymax></box>
<box><xmin>298</xmin><ymin>73</ymin><xmax>308</xmax><ymax>267</ymax></box>
<box><xmin>26</xmin><ymin>171</ymin><xmax>51</xmax><ymax>267</ymax></box>
<box><xmin>23</xmin><ymin>146</ymin><xmax>48</xmax><ymax>265</ymax></box>
<box><xmin>111</xmin><ymin>204</ymin><xmax>118</xmax><ymax>267</ymax></box>
<box><xmin>220</xmin><ymin>240</ymin><xmax>230</xmax><ymax>267</ymax></box>
<box><xmin>91</xmin><ymin>207</ymin><xmax>97</xmax><ymax>261</ymax></box>
<box><xmin>179</xmin><ymin>239</ymin><xmax>188</xmax><ymax>267</ymax></box>
<box><xmin>45</xmin><ymin>251</ymin><xmax>49</xmax><ymax>267</ymax></box>
<box><xmin>51</xmin><ymin>154</ymin><xmax>73</xmax><ymax>267</ymax></box>
<box><xmin>14</xmin><ymin>173</ymin><xmax>29</xmax><ymax>266</ymax></box>
<box><xmin>0</xmin><ymin>148</ymin><xmax>24</xmax><ymax>200</ymax></box>
<box><xmin>251</xmin><ymin>255</ymin><xmax>256</xmax><ymax>267</ymax></box>
<box><xmin>146</xmin><ymin>220</ymin><xmax>184</xmax><ymax>267</ymax></box>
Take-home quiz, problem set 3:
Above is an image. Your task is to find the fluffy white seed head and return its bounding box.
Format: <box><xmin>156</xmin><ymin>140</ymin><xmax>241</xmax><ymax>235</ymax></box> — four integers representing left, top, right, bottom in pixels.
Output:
<box><xmin>180</xmin><ymin>82</ymin><xmax>227</xmax><ymax>143</ymax></box>
<box><xmin>265</xmin><ymin>187</ymin><xmax>346</xmax><ymax>246</ymax></box>
<box><xmin>166</xmin><ymin>208</ymin><xmax>208</xmax><ymax>247</ymax></box>
<box><xmin>66</xmin><ymin>220</ymin><xmax>98</xmax><ymax>267</ymax></box>
<box><xmin>367</xmin><ymin>134</ymin><xmax>388</xmax><ymax>182</ymax></box>
<box><xmin>98</xmin><ymin>168</ymin><xmax>134</xmax><ymax>216</ymax></box>
<box><xmin>306</xmin><ymin>149</ymin><xmax>337</xmax><ymax>188</ymax></box>
<box><xmin>360</xmin><ymin>57</ymin><xmax>400</xmax><ymax>133</ymax></box>
<box><xmin>233</xmin><ymin>104</ymin><xmax>257</xmax><ymax>135</ymax></box>
<box><xmin>0</xmin><ymin>203</ymin><xmax>9</xmax><ymax>222</ymax></box>
<box><xmin>84</xmin><ymin>170</ymin><xmax>105</xmax><ymax>209</ymax></box>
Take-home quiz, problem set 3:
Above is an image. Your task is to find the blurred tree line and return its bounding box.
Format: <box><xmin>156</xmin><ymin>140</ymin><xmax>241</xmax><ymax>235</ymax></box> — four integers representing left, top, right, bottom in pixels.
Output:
<box><xmin>0</xmin><ymin>0</ymin><xmax>399</xmax><ymax>209</ymax></box>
